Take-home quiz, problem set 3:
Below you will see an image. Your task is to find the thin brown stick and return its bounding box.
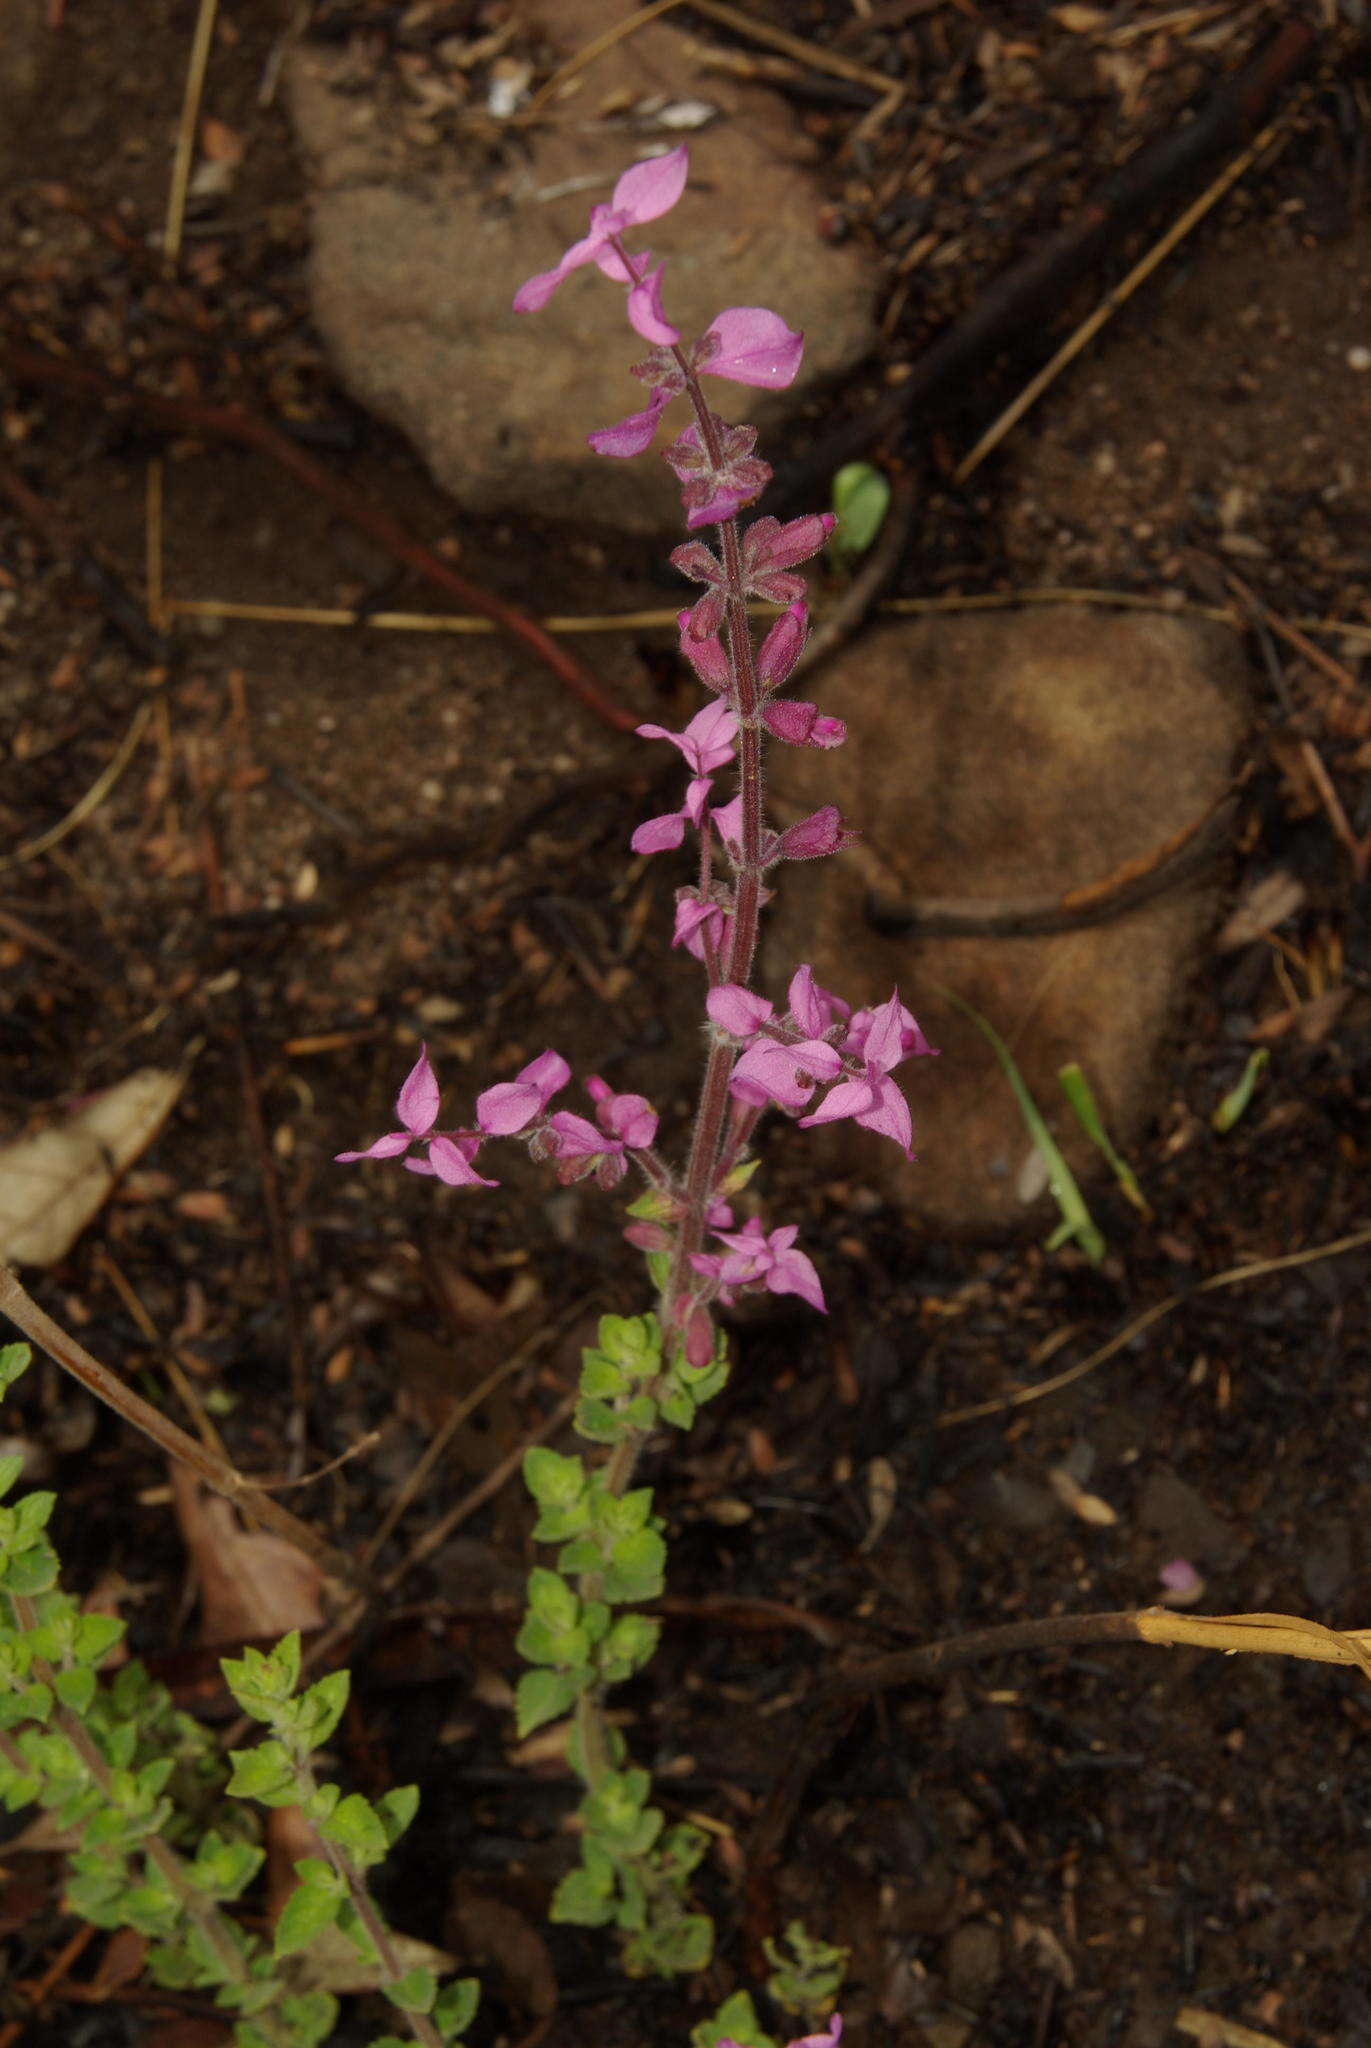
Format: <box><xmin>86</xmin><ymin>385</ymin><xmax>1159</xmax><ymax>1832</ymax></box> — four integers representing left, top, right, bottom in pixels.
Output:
<box><xmin>0</xmin><ymin>1267</ymin><xmax>371</xmax><ymax>1593</ymax></box>
<box><xmin>824</xmin><ymin>1604</ymin><xmax>1371</xmax><ymax>1700</ymax></box>
<box><xmin>163</xmin><ymin>0</ymin><xmax>220</xmax><ymax>268</ymax></box>
<box><xmin>0</xmin><ymin>703</ymin><xmax>152</xmax><ymax>874</ymax></box>
<box><xmin>937</xmin><ymin>1220</ymin><xmax>1371</xmax><ymax>1427</ymax></box>
<box><xmin>953</xmin><ymin>108</ymin><xmax>1298</xmax><ymax>482</ymax></box>
<box><xmin>1</xmin><ymin>343</ymin><xmax>638</xmax><ymax>735</ymax></box>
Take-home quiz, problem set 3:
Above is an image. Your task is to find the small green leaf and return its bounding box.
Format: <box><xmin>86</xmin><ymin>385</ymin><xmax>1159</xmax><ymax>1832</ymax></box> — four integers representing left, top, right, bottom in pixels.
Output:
<box><xmin>434</xmin><ymin>1977</ymin><xmax>480</xmax><ymax>2039</ymax></box>
<box><xmin>1058</xmin><ymin>1062</ymin><xmax>1149</xmax><ymax>1213</ymax></box>
<box><xmin>551</xmin><ymin>1867</ymin><xmax>615</xmax><ymax>1926</ymax></box>
<box><xmin>386</xmin><ymin>1964</ymin><xmax>437</xmax><ymax>2015</ymax></box>
<box><xmin>0</xmin><ymin>1541</ymin><xmax>58</xmax><ymax>1596</ymax></box>
<box><xmin>0</xmin><ymin>1345</ymin><xmax>32</xmax><ymax>1396</ymax></box>
<box><xmin>829</xmin><ymin>461</ymin><xmax>892</xmax><ymax>564</ymax></box>
<box><xmin>277</xmin><ymin>1991</ymin><xmax>340</xmax><ymax>2048</ymax></box>
<box><xmin>52</xmin><ymin>1666</ymin><xmax>96</xmax><ymax>1716</ymax></box>
<box><xmin>374</xmin><ymin>1782</ymin><xmax>420</xmax><ymax>1847</ymax></box>
<box><xmin>526</xmin><ymin>1568</ymin><xmax>578</xmax><ymax>1631</ymax></box>
<box><xmin>523</xmin><ymin>1446</ymin><xmax>585</xmax><ymax>1508</ymax></box>
<box><xmin>320</xmin><ymin>1791</ymin><xmax>389</xmax><ymax>1867</ymax></box>
<box><xmin>296</xmin><ymin>1668</ymin><xmax>349</xmax><ymax>1750</ymax></box>
<box><xmin>601</xmin><ymin>1527</ymin><xmax>666</xmax><ymax>1605</ymax></box>
<box><xmin>226</xmin><ymin>1738</ymin><xmax>299</xmax><ymax>1807</ymax></box>
<box><xmin>274</xmin><ymin>1869</ymin><xmax>344</xmax><ymax>1957</ymax></box>
<box><xmin>515</xmin><ymin>1667</ymin><xmax>579</xmax><ymax>1738</ymax></box>
<box><xmin>1212</xmin><ymin>1047</ymin><xmax>1269</xmax><ymax>1133</ymax></box>
<box><xmin>692</xmin><ymin>1990</ymin><xmax>779</xmax><ymax>2048</ymax></box>
<box><xmin>945</xmin><ymin>988</ymin><xmax>1105</xmax><ymax>1265</ymax></box>
<box><xmin>73</xmin><ymin>1612</ymin><xmax>125</xmax><ymax>1666</ymax></box>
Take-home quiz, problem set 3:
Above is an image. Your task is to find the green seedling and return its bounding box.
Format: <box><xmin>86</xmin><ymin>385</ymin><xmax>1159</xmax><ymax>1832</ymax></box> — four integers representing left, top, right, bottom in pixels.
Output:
<box><xmin>1058</xmin><ymin>1062</ymin><xmax>1149</xmax><ymax>1214</ymax></box>
<box><xmin>827</xmin><ymin>461</ymin><xmax>892</xmax><ymax>568</ymax></box>
<box><xmin>1213</xmin><ymin>1047</ymin><xmax>1269</xmax><ymax>1132</ymax></box>
<box><xmin>944</xmin><ymin>991</ymin><xmax>1105</xmax><ymax>1265</ymax></box>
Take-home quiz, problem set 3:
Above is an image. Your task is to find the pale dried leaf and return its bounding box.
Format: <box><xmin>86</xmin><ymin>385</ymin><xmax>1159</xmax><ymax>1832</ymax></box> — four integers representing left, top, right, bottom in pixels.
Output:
<box><xmin>861</xmin><ymin>1455</ymin><xmax>898</xmax><ymax>1552</ymax></box>
<box><xmin>293</xmin><ymin>1921</ymin><xmax>456</xmax><ymax>1995</ymax></box>
<box><xmin>1048</xmin><ymin>1465</ymin><xmax>1119</xmax><ymax>1526</ymax></box>
<box><xmin>0</xmin><ymin>1068</ymin><xmax>185</xmax><ymax>1266</ymax></box>
<box><xmin>171</xmin><ymin>1467</ymin><xmax>324</xmax><ymax>1645</ymax></box>
<box><xmin>1216</xmin><ymin>869</ymin><xmax>1306</xmax><ymax>951</ymax></box>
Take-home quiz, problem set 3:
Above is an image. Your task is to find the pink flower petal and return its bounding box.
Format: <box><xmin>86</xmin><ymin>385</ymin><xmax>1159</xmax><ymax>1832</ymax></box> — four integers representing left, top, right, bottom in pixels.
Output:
<box><xmin>702</xmin><ymin>306</ymin><xmax>804</xmax><ymax>388</ymax></box>
<box><xmin>611</xmin><ymin>143</ymin><xmax>689</xmax><ymax>225</ymax></box>
<box><xmin>588</xmin><ymin>392</ymin><xmax>670</xmax><ymax>457</ymax></box>
<box><xmin>626</xmin><ymin>259</ymin><xmax>679</xmax><ymax>345</ymax></box>
<box><xmin>395</xmin><ymin>1046</ymin><xmax>441</xmax><ymax>1137</ymax></box>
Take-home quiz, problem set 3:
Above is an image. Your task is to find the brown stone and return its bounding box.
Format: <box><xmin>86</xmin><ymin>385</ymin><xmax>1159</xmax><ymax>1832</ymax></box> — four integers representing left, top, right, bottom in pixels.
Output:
<box><xmin>766</xmin><ymin>606</ymin><xmax>1248</xmax><ymax>1232</ymax></box>
<box><xmin>286</xmin><ymin>0</ymin><xmax>877</xmax><ymax>532</ymax></box>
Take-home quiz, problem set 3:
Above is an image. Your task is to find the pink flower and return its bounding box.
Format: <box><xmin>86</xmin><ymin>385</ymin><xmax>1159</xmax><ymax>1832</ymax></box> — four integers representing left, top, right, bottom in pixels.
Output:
<box><xmin>588</xmin><ymin>390</ymin><xmax>672</xmax><ymax>458</ymax></box>
<box><xmin>800</xmin><ymin>989</ymin><xmax>926</xmax><ymax>1157</ymax></box>
<box><xmin>546</xmin><ymin>1079</ymin><xmax>659</xmax><ymax>1189</ymax></box>
<box><xmin>672</xmin><ymin>890</ymin><xmax>732</xmax><ymax>962</ymax></box>
<box><xmin>512</xmin><ymin>146</ymin><xmax>689</xmax><ymax>314</ymax></box>
<box><xmin>475</xmin><ymin>1050</ymin><xmax>571</xmax><ymax>1136</ymax></box>
<box><xmin>636</xmin><ymin>700</ymin><xmax>738</xmax><ymax>775</ymax></box>
<box><xmin>690</xmin><ymin>1216</ymin><xmax>826</xmax><ymax>1313</ymax></box>
<box><xmin>631</xmin><ymin>702</ymin><xmax>737</xmax><ymax>855</ymax></box>
<box><xmin>625</xmin><ymin>257</ymin><xmax>678</xmax><ymax>345</ymax></box>
<box><xmin>707</xmin><ymin>980</ymin><xmax>842</xmax><ymax>1113</ymax></box>
<box><xmin>336</xmin><ymin>1046</ymin><xmax>496</xmax><ymax>1187</ymax></box>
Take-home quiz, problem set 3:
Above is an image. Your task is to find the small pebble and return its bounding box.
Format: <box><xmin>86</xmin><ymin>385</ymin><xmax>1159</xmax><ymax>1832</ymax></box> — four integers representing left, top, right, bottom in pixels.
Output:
<box><xmin>1348</xmin><ymin>345</ymin><xmax>1371</xmax><ymax>373</ymax></box>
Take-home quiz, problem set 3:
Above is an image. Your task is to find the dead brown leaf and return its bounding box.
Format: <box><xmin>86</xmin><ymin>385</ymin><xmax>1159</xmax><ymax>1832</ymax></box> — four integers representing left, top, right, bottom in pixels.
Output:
<box><xmin>0</xmin><ymin>1068</ymin><xmax>185</xmax><ymax>1266</ymax></box>
<box><xmin>170</xmin><ymin>1467</ymin><xmax>324</xmax><ymax>1645</ymax></box>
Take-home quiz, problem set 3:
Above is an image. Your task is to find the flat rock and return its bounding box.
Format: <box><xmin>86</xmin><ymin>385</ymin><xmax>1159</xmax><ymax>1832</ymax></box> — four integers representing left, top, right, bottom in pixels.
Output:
<box><xmin>286</xmin><ymin>0</ymin><xmax>877</xmax><ymax>532</ymax></box>
<box><xmin>766</xmin><ymin>606</ymin><xmax>1248</xmax><ymax>1232</ymax></box>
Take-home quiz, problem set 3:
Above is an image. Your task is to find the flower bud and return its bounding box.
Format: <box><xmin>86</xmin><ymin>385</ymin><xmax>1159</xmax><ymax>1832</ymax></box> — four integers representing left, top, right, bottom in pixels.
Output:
<box><xmin>776</xmin><ymin>805</ymin><xmax>858</xmax><ymax>861</ymax></box>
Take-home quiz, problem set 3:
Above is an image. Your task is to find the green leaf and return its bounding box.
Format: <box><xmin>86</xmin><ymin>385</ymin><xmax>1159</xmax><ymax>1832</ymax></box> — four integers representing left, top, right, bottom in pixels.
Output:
<box><xmin>523</xmin><ymin>1446</ymin><xmax>585</xmax><ymax>1509</ymax></box>
<box><xmin>657</xmin><ymin>1386</ymin><xmax>695</xmax><ymax>1429</ymax></box>
<box><xmin>320</xmin><ymin>1791</ymin><xmax>389</xmax><ymax>1867</ymax></box>
<box><xmin>829</xmin><ymin>460</ymin><xmax>892</xmax><ymax>564</ymax></box>
<box><xmin>526</xmin><ymin>1568</ymin><xmax>578</xmax><ymax>1631</ymax></box>
<box><xmin>73</xmin><ymin>1612</ymin><xmax>125</xmax><ymax>1666</ymax></box>
<box><xmin>944</xmin><ymin>988</ymin><xmax>1105</xmax><ymax>1265</ymax></box>
<box><xmin>191</xmin><ymin>1831</ymin><xmax>265</xmax><ymax>1903</ymax></box>
<box><xmin>296</xmin><ymin>1668</ymin><xmax>350</xmax><ymax>1751</ymax></box>
<box><xmin>1058</xmin><ymin>1062</ymin><xmax>1149</xmax><ymax>1213</ymax></box>
<box><xmin>692</xmin><ymin>1990</ymin><xmax>779</xmax><ymax>2048</ymax></box>
<box><xmin>274</xmin><ymin>1868</ymin><xmax>344</xmax><ymax>1957</ymax></box>
<box><xmin>515</xmin><ymin>1667</ymin><xmax>578</xmax><ymax>1738</ymax></box>
<box><xmin>12</xmin><ymin>1491</ymin><xmax>56</xmax><ymax>1541</ymax></box>
<box><xmin>575</xmin><ymin>1395</ymin><xmax>624</xmax><ymax>1442</ymax></box>
<box><xmin>555</xmin><ymin>1534</ymin><xmax>603</xmax><ymax>1577</ymax></box>
<box><xmin>385</xmin><ymin>1963</ymin><xmax>437</xmax><ymax>2015</ymax></box>
<box><xmin>0</xmin><ymin>1541</ymin><xmax>58</xmax><ymax>1596</ymax></box>
<box><xmin>550</xmin><ymin>1866</ymin><xmax>615</xmax><ymax>1926</ymax></box>
<box><xmin>1213</xmin><ymin>1047</ymin><xmax>1269</xmax><ymax>1133</ymax></box>
<box><xmin>434</xmin><ymin>1977</ymin><xmax>480</xmax><ymax>2039</ymax></box>
<box><xmin>601</xmin><ymin>1527</ymin><xmax>666</xmax><ymax>1605</ymax></box>
<box><xmin>531</xmin><ymin>1498</ymin><xmax>592</xmax><ymax>1544</ymax></box>
<box><xmin>277</xmin><ymin>1995</ymin><xmax>341</xmax><ymax>2048</ymax></box>
<box><xmin>52</xmin><ymin>1666</ymin><xmax>96</xmax><ymax>1716</ymax></box>
<box><xmin>599</xmin><ymin>1614</ymin><xmax>661</xmax><ymax>1684</ymax></box>
<box><xmin>0</xmin><ymin>1345</ymin><xmax>32</xmax><ymax>1396</ymax></box>
<box><xmin>226</xmin><ymin>1739</ymin><xmax>299</xmax><ymax>1807</ymax></box>
<box><xmin>374</xmin><ymin>1782</ymin><xmax>420</xmax><ymax>1847</ymax></box>
<box><xmin>646</xmin><ymin>1250</ymin><xmax>672</xmax><ymax>1293</ymax></box>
